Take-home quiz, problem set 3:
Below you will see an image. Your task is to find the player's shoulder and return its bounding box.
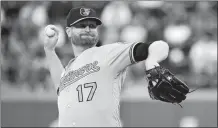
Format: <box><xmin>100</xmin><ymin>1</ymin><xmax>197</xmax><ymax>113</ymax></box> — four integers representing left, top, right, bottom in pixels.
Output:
<box><xmin>87</xmin><ymin>42</ymin><xmax>131</xmax><ymax>56</ymax></box>
<box><xmin>107</xmin><ymin>42</ymin><xmax>129</xmax><ymax>45</ymax></box>
<box><xmin>98</xmin><ymin>42</ymin><xmax>128</xmax><ymax>49</ymax></box>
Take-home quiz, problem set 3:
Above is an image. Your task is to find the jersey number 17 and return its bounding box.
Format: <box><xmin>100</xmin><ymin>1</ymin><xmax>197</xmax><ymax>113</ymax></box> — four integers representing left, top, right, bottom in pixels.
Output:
<box><xmin>76</xmin><ymin>82</ymin><xmax>97</xmax><ymax>102</ymax></box>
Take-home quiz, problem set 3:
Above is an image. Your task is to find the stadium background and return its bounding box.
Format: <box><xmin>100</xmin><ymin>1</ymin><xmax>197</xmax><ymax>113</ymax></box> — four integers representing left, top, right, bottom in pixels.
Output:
<box><xmin>1</xmin><ymin>1</ymin><xmax>217</xmax><ymax>127</ymax></box>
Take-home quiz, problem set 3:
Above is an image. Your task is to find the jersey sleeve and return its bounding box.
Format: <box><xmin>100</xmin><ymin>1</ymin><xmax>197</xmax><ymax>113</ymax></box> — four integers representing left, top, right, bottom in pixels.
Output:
<box><xmin>57</xmin><ymin>69</ymin><xmax>66</xmax><ymax>96</ymax></box>
<box><xmin>105</xmin><ymin>42</ymin><xmax>140</xmax><ymax>74</ymax></box>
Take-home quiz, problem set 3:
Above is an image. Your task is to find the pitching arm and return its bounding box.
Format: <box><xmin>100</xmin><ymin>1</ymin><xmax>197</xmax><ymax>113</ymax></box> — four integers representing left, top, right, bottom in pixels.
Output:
<box><xmin>44</xmin><ymin>48</ymin><xmax>65</xmax><ymax>91</ymax></box>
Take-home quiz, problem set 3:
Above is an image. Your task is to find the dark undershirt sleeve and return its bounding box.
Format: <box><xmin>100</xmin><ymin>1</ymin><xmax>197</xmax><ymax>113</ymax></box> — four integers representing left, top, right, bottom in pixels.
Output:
<box><xmin>133</xmin><ymin>42</ymin><xmax>152</xmax><ymax>62</ymax></box>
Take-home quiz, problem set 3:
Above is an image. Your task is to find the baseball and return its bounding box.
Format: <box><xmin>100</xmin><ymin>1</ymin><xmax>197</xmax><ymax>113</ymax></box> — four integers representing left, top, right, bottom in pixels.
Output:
<box><xmin>45</xmin><ymin>27</ymin><xmax>55</xmax><ymax>37</ymax></box>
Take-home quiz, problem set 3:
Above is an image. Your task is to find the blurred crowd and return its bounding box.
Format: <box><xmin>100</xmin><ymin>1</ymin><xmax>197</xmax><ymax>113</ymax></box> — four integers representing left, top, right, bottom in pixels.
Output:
<box><xmin>1</xmin><ymin>1</ymin><xmax>217</xmax><ymax>92</ymax></box>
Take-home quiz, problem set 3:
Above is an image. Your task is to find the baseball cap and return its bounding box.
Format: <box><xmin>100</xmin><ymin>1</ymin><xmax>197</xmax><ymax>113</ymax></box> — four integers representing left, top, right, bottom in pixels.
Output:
<box><xmin>66</xmin><ymin>7</ymin><xmax>102</xmax><ymax>27</ymax></box>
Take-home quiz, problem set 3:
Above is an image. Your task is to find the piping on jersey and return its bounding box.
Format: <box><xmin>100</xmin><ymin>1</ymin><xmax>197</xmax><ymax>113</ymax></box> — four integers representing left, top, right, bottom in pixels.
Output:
<box><xmin>59</xmin><ymin>61</ymin><xmax>100</xmax><ymax>92</ymax></box>
<box><xmin>112</xmin><ymin>69</ymin><xmax>126</xmax><ymax>127</ymax></box>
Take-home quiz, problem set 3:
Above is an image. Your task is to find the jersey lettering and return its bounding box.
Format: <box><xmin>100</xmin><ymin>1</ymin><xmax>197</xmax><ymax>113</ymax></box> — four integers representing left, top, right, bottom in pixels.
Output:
<box><xmin>60</xmin><ymin>61</ymin><xmax>100</xmax><ymax>92</ymax></box>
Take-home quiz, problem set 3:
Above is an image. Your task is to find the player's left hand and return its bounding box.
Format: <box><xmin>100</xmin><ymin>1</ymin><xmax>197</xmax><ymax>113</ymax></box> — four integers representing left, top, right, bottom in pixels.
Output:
<box><xmin>145</xmin><ymin>66</ymin><xmax>190</xmax><ymax>107</ymax></box>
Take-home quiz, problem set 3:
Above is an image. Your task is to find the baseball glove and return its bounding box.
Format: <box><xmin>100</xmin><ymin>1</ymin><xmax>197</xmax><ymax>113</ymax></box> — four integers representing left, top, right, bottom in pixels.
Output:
<box><xmin>145</xmin><ymin>66</ymin><xmax>190</xmax><ymax>107</ymax></box>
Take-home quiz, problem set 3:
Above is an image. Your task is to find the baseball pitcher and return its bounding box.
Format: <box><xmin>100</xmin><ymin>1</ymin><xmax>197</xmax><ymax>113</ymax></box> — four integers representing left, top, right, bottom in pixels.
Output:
<box><xmin>43</xmin><ymin>7</ymin><xmax>190</xmax><ymax>127</ymax></box>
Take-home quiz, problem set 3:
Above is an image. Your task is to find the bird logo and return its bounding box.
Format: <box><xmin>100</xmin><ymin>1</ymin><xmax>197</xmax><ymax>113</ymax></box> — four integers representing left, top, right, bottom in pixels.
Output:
<box><xmin>80</xmin><ymin>8</ymin><xmax>91</xmax><ymax>16</ymax></box>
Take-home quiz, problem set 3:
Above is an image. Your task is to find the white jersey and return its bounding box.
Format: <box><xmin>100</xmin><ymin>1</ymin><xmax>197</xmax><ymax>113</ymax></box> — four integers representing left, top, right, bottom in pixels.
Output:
<box><xmin>57</xmin><ymin>42</ymin><xmax>139</xmax><ymax>127</ymax></box>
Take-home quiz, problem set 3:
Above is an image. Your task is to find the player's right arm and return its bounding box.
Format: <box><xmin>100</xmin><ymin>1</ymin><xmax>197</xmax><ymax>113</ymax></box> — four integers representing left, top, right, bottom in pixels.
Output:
<box><xmin>43</xmin><ymin>25</ymin><xmax>65</xmax><ymax>91</ymax></box>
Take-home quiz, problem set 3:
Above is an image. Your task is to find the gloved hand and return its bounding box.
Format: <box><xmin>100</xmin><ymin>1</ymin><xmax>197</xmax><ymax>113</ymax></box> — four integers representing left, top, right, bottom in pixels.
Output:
<box><xmin>146</xmin><ymin>66</ymin><xmax>190</xmax><ymax>107</ymax></box>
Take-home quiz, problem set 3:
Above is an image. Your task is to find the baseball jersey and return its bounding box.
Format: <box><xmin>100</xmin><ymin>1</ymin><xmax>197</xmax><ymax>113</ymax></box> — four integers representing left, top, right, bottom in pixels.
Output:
<box><xmin>57</xmin><ymin>42</ymin><xmax>139</xmax><ymax>127</ymax></box>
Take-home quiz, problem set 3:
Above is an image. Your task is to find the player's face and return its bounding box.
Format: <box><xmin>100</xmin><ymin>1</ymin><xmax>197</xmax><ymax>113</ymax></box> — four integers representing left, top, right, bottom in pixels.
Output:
<box><xmin>66</xmin><ymin>19</ymin><xmax>99</xmax><ymax>47</ymax></box>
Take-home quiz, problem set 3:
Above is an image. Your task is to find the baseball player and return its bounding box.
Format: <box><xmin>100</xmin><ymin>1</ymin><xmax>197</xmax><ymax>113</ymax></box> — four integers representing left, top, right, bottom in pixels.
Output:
<box><xmin>43</xmin><ymin>7</ymin><xmax>190</xmax><ymax>127</ymax></box>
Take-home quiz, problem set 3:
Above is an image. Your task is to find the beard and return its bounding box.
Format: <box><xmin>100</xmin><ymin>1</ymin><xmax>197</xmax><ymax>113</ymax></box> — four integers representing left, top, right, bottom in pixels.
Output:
<box><xmin>71</xmin><ymin>32</ymin><xmax>99</xmax><ymax>47</ymax></box>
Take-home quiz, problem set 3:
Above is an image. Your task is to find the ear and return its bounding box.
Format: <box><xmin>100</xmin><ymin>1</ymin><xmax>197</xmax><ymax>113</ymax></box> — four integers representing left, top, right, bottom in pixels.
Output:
<box><xmin>66</xmin><ymin>27</ymin><xmax>71</xmax><ymax>38</ymax></box>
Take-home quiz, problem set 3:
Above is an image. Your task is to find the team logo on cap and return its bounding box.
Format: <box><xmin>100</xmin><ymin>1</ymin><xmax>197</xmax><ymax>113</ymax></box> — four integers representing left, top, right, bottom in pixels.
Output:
<box><xmin>80</xmin><ymin>8</ymin><xmax>91</xmax><ymax>16</ymax></box>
